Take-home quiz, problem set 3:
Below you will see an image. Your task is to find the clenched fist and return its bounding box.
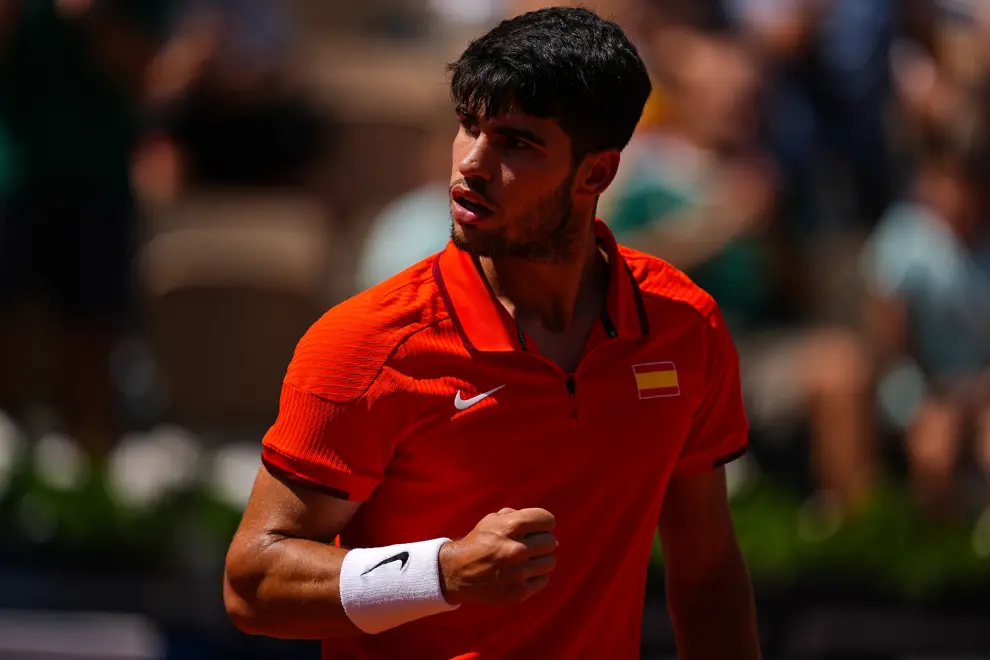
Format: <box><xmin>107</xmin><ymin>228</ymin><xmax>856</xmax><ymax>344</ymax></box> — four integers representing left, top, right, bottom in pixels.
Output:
<box><xmin>439</xmin><ymin>507</ymin><xmax>557</xmax><ymax>605</ymax></box>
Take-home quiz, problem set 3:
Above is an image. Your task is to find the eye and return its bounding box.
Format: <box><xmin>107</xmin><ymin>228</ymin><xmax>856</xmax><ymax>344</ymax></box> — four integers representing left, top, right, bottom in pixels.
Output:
<box><xmin>503</xmin><ymin>135</ymin><xmax>530</xmax><ymax>150</ymax></box>
<box><xmin>458</xmin><ymin>116</ymin><xmax>480</xmax><ymax>136</ymax></box>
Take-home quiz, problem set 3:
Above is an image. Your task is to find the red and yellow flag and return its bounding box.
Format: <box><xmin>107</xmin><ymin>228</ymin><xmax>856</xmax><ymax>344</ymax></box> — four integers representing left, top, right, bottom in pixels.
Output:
<box><xmin>632</xmin><ymin>362</ymin><xmax>679</xmax><ymax>399</ymax></box>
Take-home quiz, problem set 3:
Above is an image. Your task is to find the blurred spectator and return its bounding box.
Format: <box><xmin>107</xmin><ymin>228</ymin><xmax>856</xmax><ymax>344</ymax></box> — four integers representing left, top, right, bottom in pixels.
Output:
<box><xmin>725</xmin><ymin>0</ymin><xmax>898</xmax><ymax>239</ymax></box>
<box><xmin>355</xmin><ymin>119</ymin><xmax>453</xmax><ymax>291</ymax></box>
<box><xmin>138</xmin><ymin>0</ymin><xmax>324</xmax><ymax>197</ymax></box>
<box><xmin>607</xmin><ymin>30</ymin><xmax>875</xmax><ymax>513</ymax></box>
<box><xmin>0</xmin><ymin>0</ymin><xmax>174</xmax><ymax>456</ymax></box>
<box><xmin>861</xmin><ymin>126</ymin><xmax>990</xmax><ymax>522</ymax></box>
<box><xmin>893</xmin><ymin>0</ymin><xmax>990</xmax><ymax>152</ymax></box>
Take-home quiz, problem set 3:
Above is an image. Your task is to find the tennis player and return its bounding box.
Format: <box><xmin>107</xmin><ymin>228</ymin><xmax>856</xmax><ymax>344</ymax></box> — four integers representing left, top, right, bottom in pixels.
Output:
<box><xmin>224</xmin><ymin>7</ymin><xmax>760</xmax><ymax>659</ymax></box>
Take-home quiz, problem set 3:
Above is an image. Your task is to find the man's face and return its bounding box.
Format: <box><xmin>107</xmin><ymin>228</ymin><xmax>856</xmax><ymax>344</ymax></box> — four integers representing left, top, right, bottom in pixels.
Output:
<box><xmin>449</xmin><ymin>107</ymin><xmax>582</xmax><ymax>261</ymax></box>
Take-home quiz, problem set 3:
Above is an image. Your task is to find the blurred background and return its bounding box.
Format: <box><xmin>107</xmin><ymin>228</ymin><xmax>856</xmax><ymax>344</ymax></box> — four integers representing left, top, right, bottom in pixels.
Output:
<box><xmin>1</xmin><ymin>0</ymin><xmax>990</xmax><ymax>658</ymax></box>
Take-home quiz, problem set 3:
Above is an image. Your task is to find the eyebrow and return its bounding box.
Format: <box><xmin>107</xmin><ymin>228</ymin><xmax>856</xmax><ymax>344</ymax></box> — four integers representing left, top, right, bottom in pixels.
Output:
<box><xmin>455</xmin><ymin>106</ymin><xmax>547</xmax><ymax>148</ymax></box>
<box><xmin>497</xmin><ymin>126</ymin><xmax>546</xmax><ymax>148</ymax></box>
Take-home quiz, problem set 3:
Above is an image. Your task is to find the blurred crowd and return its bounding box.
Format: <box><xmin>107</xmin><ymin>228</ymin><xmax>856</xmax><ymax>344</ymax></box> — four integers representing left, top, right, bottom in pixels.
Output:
<box><xmin>601</xmin><ymin>0</ymin><xmax>990</xmax><ymax>537</ymax></box>
<box><xmin>2</xmin><ymin>0</ymin><xmax>990</xmax><ymax>584</ymax></box>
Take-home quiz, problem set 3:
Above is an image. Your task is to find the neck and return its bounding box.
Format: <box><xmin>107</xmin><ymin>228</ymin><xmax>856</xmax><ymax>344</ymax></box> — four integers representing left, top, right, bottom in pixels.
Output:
<box><xmin>478</xmin><ymin>221</ymin><xmax>605</xmax><ymax>334</ymax></box>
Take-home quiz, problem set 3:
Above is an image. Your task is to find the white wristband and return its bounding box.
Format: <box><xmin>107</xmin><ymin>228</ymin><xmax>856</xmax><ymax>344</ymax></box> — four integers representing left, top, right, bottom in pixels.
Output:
<box><xmin>339</xmin><ymin>537</ymin><xmax>459</xmax><ymax>634</ymax></box>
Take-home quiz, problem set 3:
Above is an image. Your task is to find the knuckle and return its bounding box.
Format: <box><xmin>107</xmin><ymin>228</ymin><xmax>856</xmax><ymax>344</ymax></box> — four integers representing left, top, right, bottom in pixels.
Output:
<box><xmin>503</xmin><ymin>512</ymin><xmax>524</xmax><ymax>527</ymax></box>
<box><xmin>502</xmin><ymin>522</ymin><xmax>524</xmax><ymax>538</ymax></box>
<box><xmin>496</xmin><ymin>542</ymin><xmax>525</xmax><ymax>563</ymax></box>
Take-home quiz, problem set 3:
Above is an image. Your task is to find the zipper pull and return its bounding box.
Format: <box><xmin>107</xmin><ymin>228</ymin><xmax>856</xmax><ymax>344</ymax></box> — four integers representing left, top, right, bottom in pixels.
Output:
<box><xmin>601</xmin><ymin>311</ymin><xmax>618</xmax><ymax>338</ymax></box>
<box><xmin>565</xmin><ymin>376</ymin><xmax>577</xmax><ymax>418</ymax></box>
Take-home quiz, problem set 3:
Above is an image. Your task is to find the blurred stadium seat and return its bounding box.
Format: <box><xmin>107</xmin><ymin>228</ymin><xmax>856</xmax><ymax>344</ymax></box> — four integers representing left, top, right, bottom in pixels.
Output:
<box><xmin>139</xmin><ymin>194</ymin><xmax>329</xmax><ymax>432</ymax></box>
<box><xmin>292</xmin><ymin>37</ymin><xmax>453</xmax><ymax>260</ymax></box>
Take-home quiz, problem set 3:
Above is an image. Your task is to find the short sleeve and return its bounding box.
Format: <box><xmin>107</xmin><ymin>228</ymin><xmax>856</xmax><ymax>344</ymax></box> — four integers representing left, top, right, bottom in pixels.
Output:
<box><xmin>861</xmin><ymin>227</ymin><xmax>909</xmax><ymax>299</ymax></box>
<box><xmin>262</xmin><ymin>384</ymin><xmax>392</xmax><ymax>501</ymax></box>
<box><xmin>860</xmin><ymin>204</ymin><xmax>939</xmax><ymax>300</ymax></box>
<box><xmin>674</xmin><ymin>307</ymin><xmax>750</xmax><ymax>477</ymax></box>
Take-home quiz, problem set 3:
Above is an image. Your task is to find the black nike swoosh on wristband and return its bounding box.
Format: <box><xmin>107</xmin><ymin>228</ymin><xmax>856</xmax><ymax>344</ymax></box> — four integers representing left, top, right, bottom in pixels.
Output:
<box><xmin>361</xmin><ymin>551</ymin><xmax>411</xmax><ymax>576</ymax></box>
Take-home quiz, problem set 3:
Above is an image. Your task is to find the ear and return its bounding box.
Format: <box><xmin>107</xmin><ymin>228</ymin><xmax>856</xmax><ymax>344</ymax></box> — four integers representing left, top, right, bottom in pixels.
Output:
<box><xmin>575</xmin><ymin>150</ymin><xmax>621</xmax><ymax>197</ymax></box>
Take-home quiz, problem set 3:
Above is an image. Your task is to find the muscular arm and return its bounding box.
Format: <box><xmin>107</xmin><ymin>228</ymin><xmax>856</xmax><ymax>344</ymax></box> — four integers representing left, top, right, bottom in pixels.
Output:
<box><xmin>223</xmin><ymin>464</ymin><xmax>363</xmax><ymax>639</ymax></box>
<box><xmin>658</xmin><ymin>467</ymin><xmax>760</xmax><ymax>660</ymax></box>
<box><xmin>224</xmin><ymin>463</ymin><xmax>558</xmax><ymax>639</ymax></box>
<box><xmin>623</xmin><ymin>159</ymin><xmax>777</xmax><ymax>273</ymax></box>
<box><xmin>627</xmin><ymin>204</ymin><xmax>753</xmax><ymax>272</ymax></box>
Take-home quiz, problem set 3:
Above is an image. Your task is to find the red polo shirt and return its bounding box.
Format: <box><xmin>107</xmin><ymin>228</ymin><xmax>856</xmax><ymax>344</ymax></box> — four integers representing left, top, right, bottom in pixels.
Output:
<box><xmin>262</xmin><ymin>220</ymin><xmax>749</xmax><ymax>659</ymax></box>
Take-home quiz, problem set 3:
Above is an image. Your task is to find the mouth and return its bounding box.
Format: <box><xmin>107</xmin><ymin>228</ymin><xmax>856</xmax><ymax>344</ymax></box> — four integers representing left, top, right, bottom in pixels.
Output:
<box><xmin>451</xmin><ymin>187</ymin><xmax>496</xmax><ymax>225</ymax></box>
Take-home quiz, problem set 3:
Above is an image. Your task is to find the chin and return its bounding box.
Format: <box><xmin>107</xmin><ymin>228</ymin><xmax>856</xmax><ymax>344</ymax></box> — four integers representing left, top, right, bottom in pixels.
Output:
<box><xmin>450</xmin><ymin>228</ymin><xmax>481</xmax><ymax>254</ymax></box>
<box><xmin>451</xmin><ymin>226</ymin><xmax>497</xmax><ymax>258</ymax></box>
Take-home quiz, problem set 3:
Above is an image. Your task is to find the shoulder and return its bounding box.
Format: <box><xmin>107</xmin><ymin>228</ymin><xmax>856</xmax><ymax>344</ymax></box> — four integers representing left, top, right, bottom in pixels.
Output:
<box><xmin>872</xmin><ymin>202</ymin><xmax>931</xmax><ymax>246</ymax></box>
<box><xmin>285</xmin><ymin>255</ymin><xmax>446</xmax><ymax>402</ymax></box>
<box><xmin>618</xmin><ymin>244</ymin><xmax>719</xmax><ymax>326</ymax></box>
<box><xmin>865</xmin><ymin>203</ymin><xmax>958</xmax><ymax>287</ymax></box>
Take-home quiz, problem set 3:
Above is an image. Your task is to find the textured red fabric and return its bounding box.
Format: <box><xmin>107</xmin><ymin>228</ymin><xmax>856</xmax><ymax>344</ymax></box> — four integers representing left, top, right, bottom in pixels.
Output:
<box><xmin>261</xmin><ymin>221</ymin><xmax>749</xmax><ymax>660</ymax></box>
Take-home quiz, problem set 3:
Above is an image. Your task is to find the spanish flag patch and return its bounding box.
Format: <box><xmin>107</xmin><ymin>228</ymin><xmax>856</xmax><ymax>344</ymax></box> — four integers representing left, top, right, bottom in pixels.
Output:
<box><xmin>632</xmin><ymin>362</ymin><xmax>680</xmax><ymax>399</ymax></box>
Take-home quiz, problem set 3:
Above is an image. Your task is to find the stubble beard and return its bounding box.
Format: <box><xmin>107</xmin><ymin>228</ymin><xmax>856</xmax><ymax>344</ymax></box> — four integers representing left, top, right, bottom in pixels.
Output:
<box><xmin>450</xmin><ymin>173</ymin><xmax>578</xmax><ymax>263</ymax></box>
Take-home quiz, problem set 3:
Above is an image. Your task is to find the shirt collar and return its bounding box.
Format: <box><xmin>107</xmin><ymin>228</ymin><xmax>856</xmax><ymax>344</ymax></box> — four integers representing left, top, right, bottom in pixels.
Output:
<box><xmin>433</xmin><ymin>219</ymin><xmax>649</xmax><ymax>353</ymax></box>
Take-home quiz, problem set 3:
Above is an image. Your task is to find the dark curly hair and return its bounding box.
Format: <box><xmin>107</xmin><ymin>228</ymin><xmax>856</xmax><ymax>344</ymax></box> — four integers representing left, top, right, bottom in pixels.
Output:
<box><xmin>447</xmin><ymin>7</ymin><xmax>652</xmax><ymax>160</ymax></box>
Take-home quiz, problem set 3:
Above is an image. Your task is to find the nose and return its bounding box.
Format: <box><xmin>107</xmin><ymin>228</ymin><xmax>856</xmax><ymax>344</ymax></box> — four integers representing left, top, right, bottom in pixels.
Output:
<box><xmin>456</xmin><ymin>134</ymin><xmax>496</xmax><ymax>182</ymax></box>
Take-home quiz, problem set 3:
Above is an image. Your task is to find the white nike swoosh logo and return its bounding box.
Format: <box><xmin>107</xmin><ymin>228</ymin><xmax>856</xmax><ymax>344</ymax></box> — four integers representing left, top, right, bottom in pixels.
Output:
<box><xmin>454</xmin><ymin>385</ymin><xmax>505</xmax><ymax>411</ymax></box>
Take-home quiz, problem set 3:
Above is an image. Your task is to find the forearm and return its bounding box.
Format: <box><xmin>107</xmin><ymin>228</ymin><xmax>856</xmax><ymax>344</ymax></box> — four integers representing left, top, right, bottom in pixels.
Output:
<box><xmin>665</xmin><ymin>543</ymin><xmax>760</xmax><ymax>660</ymax></box>
<box><xmin>631</xmin><ymin>207</ymin><xmax>746</xmax><ymax>271</ymax></box>
<box><xmin>224</xmin><ymin>535</ymin><xmax>361</xmax><ymax>639</ymax></box>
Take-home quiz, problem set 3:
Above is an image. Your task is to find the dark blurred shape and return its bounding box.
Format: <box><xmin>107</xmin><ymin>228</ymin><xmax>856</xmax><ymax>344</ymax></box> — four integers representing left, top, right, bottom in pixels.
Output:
<box><xmin>0</xmin><ymin>0</ymin><xmax>174</xmax><ymax>457</ymax></box>
<box><xmin>167</xmin><ymin>91</ymin><xmax>325</xmax><ymax>188</ymax></box>
<box><xmin>146</xmin><ymin>0</ymin><xmax>327</xmax><ymax>190</ymax></box>
<box><xmin>779</xmin><ymin>606</ymin><xmax>990</xmax><ymax>658</ymax></box>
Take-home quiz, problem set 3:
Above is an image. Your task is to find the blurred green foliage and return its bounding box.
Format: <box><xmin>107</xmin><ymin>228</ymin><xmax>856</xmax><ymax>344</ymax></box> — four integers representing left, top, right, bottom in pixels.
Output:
<box><xmin>650</xmin><ymin>477</ymin><xmax>990</xmax><ymax>599</ymax></box>
<box><xmin>2</xmin><ymin>448</ymin><xmax>988</xmax><ymax>600</ymax></box>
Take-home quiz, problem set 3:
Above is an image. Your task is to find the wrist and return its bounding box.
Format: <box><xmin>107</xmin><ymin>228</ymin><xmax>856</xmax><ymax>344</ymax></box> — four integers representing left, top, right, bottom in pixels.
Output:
<box><xmin>339</xmin><ymin>537</ymin><xmax>458</xmax><ymax>634</ymax></box>
<box><xmin>438</xmin><ymin>540</ymin><xmax>462</xmax><ymax>606</ymax></box>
